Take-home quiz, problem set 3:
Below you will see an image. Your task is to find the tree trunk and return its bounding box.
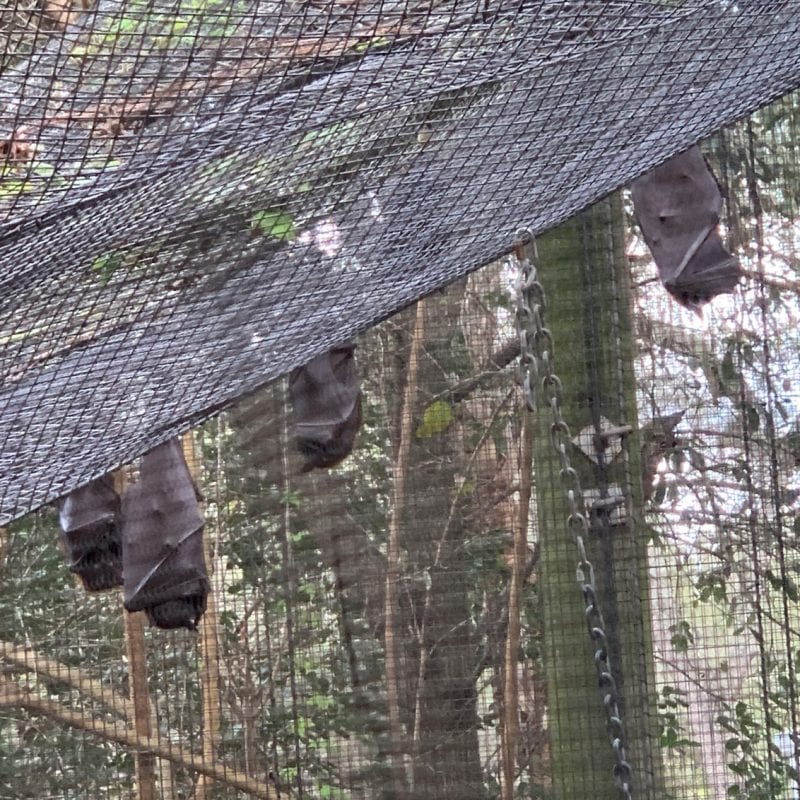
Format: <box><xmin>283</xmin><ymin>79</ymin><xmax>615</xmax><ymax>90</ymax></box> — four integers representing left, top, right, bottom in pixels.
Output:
<box><xmin>399</xmin><ymin>289</ymin><xmax>484</xmax><ymax>800</ymax></box>
<box><xmin>533</xmin><ymin>199</ymin><xmax>664</xmax><ymax>800</ymax></box>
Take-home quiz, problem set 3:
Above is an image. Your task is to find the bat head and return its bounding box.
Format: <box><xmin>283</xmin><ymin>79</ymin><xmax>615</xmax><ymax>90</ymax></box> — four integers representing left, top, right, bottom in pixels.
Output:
<box><xmin>297</xmin><ymin>393</ymin><xmax>363</xmax><ymax>471</ymax></box>
<box><xmin>146</xmin><ymin>593</ymin><xmax>208</xmax><ymax>631</ymax></box>
<box><xmin>665</xmin><ymin>232</ymin><xmax>741</xmax><ymax>313</ymax></box>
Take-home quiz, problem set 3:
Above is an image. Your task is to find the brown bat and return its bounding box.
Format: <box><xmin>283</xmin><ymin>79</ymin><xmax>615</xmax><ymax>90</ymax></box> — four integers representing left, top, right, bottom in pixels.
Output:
<box><xmin>631</xmin><ymin>145</ymin><xmax>741</xmax><ymax>312</ymax></box>
<box><xmin>58</xmin><ymin>475</ymin><xmax>123</xmax><ymax>592</ymax></box>
<box><xmin>121</xmin><ymin>438</ymin><xmax>209</xmax><ymax>630</ymax></box>
<box><xmin>640</xmin><ymin>410</ymin><xmax>685</xmax><ymax>503</ymax></box>
<box><xmin>289</xmin><ymin>344</ymin><xmax>362</xmax><ymax>472</ymax></box>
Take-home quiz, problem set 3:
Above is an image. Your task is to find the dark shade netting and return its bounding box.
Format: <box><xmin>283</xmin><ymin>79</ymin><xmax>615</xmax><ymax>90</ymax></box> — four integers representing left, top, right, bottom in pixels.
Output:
<box><xmin>2</xmin><ymin>0</ymin><xmax>800</xmax><ymax>522</ymax></box>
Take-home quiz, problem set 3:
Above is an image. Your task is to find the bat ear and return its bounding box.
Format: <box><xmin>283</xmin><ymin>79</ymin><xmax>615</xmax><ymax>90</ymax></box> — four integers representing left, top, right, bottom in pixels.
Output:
<box><xmin>667</xmin><ymin>286</ymin><xmax>705</xmax><ymax>314</ymax></box>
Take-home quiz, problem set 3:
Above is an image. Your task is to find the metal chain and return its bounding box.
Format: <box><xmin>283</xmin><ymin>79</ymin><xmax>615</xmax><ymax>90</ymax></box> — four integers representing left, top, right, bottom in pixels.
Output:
<box><xmin>513</xmin><ymin>228</ymin><xmax>633</xmax><ymax>800</ymax></box>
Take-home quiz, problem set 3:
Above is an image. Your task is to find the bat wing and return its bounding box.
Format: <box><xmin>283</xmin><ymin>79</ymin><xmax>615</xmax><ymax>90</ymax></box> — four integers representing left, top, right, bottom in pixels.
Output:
<box><xmin>290</xmin><ymin>344</ymin><xmax>362</xmax><ymax>471</ymax></box>
<box><xmin>121</xmin><ymin>438</ymin><xmax>209</xmax><ymax>630</ymax></box>
<box><xmin>667</xmin><ymin>230</ymin><xmax>740</xmax><ymax>309</ymax></box>
<box><xmin>59</xmin><ymin>475</ymin><xmax>123</xmax><ymax>592</ymax></box>
<box><xmin>631</xmin><ymin>145</ymin><xmax>741</xmax><ymax>311</ymax></box>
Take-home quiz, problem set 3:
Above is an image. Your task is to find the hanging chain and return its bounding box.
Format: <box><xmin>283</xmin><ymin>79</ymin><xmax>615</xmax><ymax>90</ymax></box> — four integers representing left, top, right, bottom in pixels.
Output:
<box><xmin>513</xmin><ymin>228</ymin><xmax>633</xmax><ymax>800</ymax></box>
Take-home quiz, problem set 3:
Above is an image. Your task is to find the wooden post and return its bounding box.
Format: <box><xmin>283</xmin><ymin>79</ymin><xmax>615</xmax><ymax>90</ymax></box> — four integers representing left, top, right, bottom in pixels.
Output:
<box><xmin>124</xmin><ymin>610</ymin><xmax>157</xmax><ymax>800</ymax></box>
<box><xmin>501</xmin><ymin>414</ymin><xmax>533</xmax><ymax>800</ymax></box>
<box><xmin>533</xmin><ymin>200</ymin><xmax>663</xmax><ymax>799</ymax></box>
<box><xmin>181</xmin><ymin>432</ymin><xmax>222</xmax><ymax>800</ymax></box>
<box><xmin>116</xmin><ymin>469</ymin><xmax>158</xmax><ymax>800</ymax></box>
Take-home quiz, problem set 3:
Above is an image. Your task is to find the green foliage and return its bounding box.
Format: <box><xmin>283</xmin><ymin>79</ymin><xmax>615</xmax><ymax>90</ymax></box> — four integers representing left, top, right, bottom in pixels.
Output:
<box><xmin>352</xmin><ymin>36</ymin><xmax>391</xmax><ymax>53</ymax></box>
<box><xmin>0</xmin><ymin>512</ymin><xmax>134</xmax><ymax>797</ymax></box>
<box><xmin>669</xmin><ymin>620</ymin><xmax>695</xmax><ymax>653</ymax></box>
<box><xmin>91</xmin><ymin>251</ymin><xmax>126</xmax><ymax>284</ymax></box>
<box><xmin>717</xmin><ymin>700</ymin><xmax>796</xmax><ymax>800</ymax></box>
<box><xmin>658</xmin><ymin>686</ymin><xmax>700</xmax><ymax>751</ymax></box>
<box><xmin>249</xmin><ymin>208</ymin><xmax>296</xmax><ymax>240</ymax></box>
<box><xmin>415</xmin><ymin>399</ymin><xmax>454</xmax><ymax>438</ymax></box>
<box><xmin>695</xmin><ymin>571</ymin><xmax>729</xmax><ymax>605</ymax></box>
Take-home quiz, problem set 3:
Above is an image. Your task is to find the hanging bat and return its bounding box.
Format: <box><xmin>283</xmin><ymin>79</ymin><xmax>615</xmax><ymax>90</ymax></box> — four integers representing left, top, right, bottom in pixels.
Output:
<box><xmin>289</xmin><ymin>344</ymin><xmax>362</xmax><ymax>472</ymax></box>
<box><xmin>58</xmin><ymin>475</ymin><xmax>123</xmax><ymax>592</ymax></box>
<box><xmin>640</xmin><ymin>410</ymin><xmax>685</xmax><ymax>503</ymax></box>
<box><xmin>631</xmin><ymin>145</ymin><xmax>741</xmax><ymax>312</ymax></box>
<box><xmin>121</xmin><ymin>438</ymin><xmax>209</xmax><ymax>630</ymax></box>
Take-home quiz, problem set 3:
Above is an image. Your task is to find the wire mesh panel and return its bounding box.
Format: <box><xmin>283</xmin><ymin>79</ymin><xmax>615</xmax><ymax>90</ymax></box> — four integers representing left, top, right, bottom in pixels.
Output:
<box><xmin>3</xmin><ymin>2</ymin><xmax>800</xmax><ymax>800</ymax></box>
<box><xmin>2</xmin><ymin>1</ymin><xmax>800</xmax><ymax>520</ymax></box>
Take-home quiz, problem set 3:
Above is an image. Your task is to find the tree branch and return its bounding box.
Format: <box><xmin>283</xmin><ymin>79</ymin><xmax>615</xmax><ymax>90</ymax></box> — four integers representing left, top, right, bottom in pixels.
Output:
<box><xmin>501</xmin><ymin>411</ymin><xmax>533</xmax><ymax>800</ymax></box>
<box><xmin>0</xmin><ymin>681</ymin><xmax>279</xmax><ymax>799</ymax></box>
<box><xmin>429</xmin><ymin>337</ymin><xmax>520</xmax><ymax>405</ymax></box>
<box><xmin>385</xmin><ymin>301</ymin><xmax>427</xmax><ymax>799</ymax></box>
<box><xmin>0</xmin><ymin>639</ymin><xmax>133</xmax><ymax>720</ymax></box>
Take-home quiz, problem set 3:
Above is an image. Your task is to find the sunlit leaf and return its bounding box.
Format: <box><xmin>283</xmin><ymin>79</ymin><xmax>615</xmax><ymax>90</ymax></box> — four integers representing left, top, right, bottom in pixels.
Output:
<box><xmin>415</xmin><ymin>400</ymin><xmax>454</xmax><ymax>438</ymax></box>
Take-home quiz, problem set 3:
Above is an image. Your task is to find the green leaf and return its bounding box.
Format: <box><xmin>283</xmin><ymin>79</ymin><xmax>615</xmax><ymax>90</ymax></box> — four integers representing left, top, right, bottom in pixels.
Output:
<box><xmin>726</xmin><ymin>737</ymin><xmax>741</xmax><ymax>751</ymax></box>
<box><xmin>415</xmin><ymin>400</ymin><xmax>454</xmax><ymax>438</ymax></box>
<box><xmin>0</xmin><ymin>178</ymin><xmax>31</xmax><ymax>197</ymax></box>
<box><xmin>91</xmin><ymin>251</ymin><xmax>125</xmax><ymax>284</ymax></box>
<box><xmin>764</xmin><ymin>569</ymin><xmax>799</xmax><ymax>602</ymax></box>
<box><xmin>353</xmin><ymin>36</ymin><xmax>391</xmax><ymax>52</ymax></box>
<box><xmin>249</xmin><ymin>208</ymin><xmax>296</xmax><ymax>241</ymax></box>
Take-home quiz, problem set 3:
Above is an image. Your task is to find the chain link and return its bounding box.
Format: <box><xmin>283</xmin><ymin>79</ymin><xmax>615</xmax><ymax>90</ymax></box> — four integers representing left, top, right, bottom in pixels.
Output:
<box><xmin>513</xmin><ymin>228</ymin><xmax>633</xmax><ymax>800</ymax></box>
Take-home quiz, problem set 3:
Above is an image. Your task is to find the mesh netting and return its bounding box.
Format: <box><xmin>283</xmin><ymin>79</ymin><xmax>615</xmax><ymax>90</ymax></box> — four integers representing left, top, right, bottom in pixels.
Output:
<box><xmin>4</xmin><ymin>7</ymin><xmax>800</xmax><ymax>800</ymax></box>
<box><xmin>2</xmin><ymin>0</ymin><xmax>800</xmax><ymax>522</ymax></box>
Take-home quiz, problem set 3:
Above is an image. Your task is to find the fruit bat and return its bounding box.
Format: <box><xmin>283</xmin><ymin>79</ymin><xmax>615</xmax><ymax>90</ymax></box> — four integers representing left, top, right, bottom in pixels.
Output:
<box><xmin>58</xmin><ymin>475</ymin><xmax>123</xmax><ymax>592</ymax></box>
<box><xmin>640</xmin><ymin>410</ymin><xmax>685</xmax><ymax>503</ymax></box>
<box><xmin>631</xmin><ymin>145</ymin><xmax>741</xmax><ymax>312</ymax></box>
<box><xmin>289</xmin><ymin>344</ymin><xmax>362</xmax><ymax>472</ymax></box>
<box><xmin>121</xmin><ymin>439</ymin><xmax>209</xmax><ymax>630</ymax></box>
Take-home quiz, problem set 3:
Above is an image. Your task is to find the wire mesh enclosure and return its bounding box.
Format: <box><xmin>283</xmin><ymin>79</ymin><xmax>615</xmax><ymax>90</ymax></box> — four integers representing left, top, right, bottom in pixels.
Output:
<box><xmin>2</xmin><ymin>2</ymin><xmax>800</xmax><ymax>799</ymax></box>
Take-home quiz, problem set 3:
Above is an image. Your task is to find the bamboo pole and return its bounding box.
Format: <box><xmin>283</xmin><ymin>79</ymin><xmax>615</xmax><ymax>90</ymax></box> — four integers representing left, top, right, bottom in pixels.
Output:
<box><xmin>116</xmin><ymin>466</ymin><xmax>158</xmax><ymax>800</ymax></box>
<box><xmin>0</xmin><ymin>642</ymin><xmax>275</xmax><ymax>798</ymax></box>
<box><xmin>0</xmin><ymin>640</ymin><xmax>133</xmax><ymax>720</ymax></box>
<box><xmin>384</xmin><ymin>300</ymin><xmax>426</xmax><ymax>799</ymax></box>
<box><xmin>125</xmin><ymin>610</ymin><xmax>157</xmax><ymax>800</ymax></box>
<box><xmin>501</xmin><ymin>413</ymin><xmax>533</xmax><ymax>800</ymax></box>
<box><xmin>0</xmin><ymin>684</ymin><xmax>278</xmax><ymax>798</ymax></box>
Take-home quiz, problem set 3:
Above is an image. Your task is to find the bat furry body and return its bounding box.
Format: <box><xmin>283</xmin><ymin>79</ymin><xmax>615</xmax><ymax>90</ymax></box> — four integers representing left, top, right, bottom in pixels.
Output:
<box><xmin>290</xmin><ymin>344</ymin><xmax>362</xmax><ymax>471</ymax></box>
<box><xmin>121</xmin><ymin>439</ymin><xmax>209</xmax><ymax>630</ymax></box>
<box><xmin>641</xmin><ymin>410</ymin><xmax>685</xmax><ymax>503</ymax></box>
<box><xmin>631</xmin><ymin>146</ymin><xmax>741</xmax><ymax>311</ymax></box>
<box><xmin>59</xmin><ymin>475</ymin><xmax>123</xmax><ymax>591</ymax></box>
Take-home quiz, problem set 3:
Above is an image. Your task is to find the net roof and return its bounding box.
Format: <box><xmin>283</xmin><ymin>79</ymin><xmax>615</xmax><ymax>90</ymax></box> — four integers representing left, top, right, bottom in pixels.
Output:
<box><xmin>1</xmin><ymin>0</ymin><xmax>799</xmax><ymax>523</ymax></box>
